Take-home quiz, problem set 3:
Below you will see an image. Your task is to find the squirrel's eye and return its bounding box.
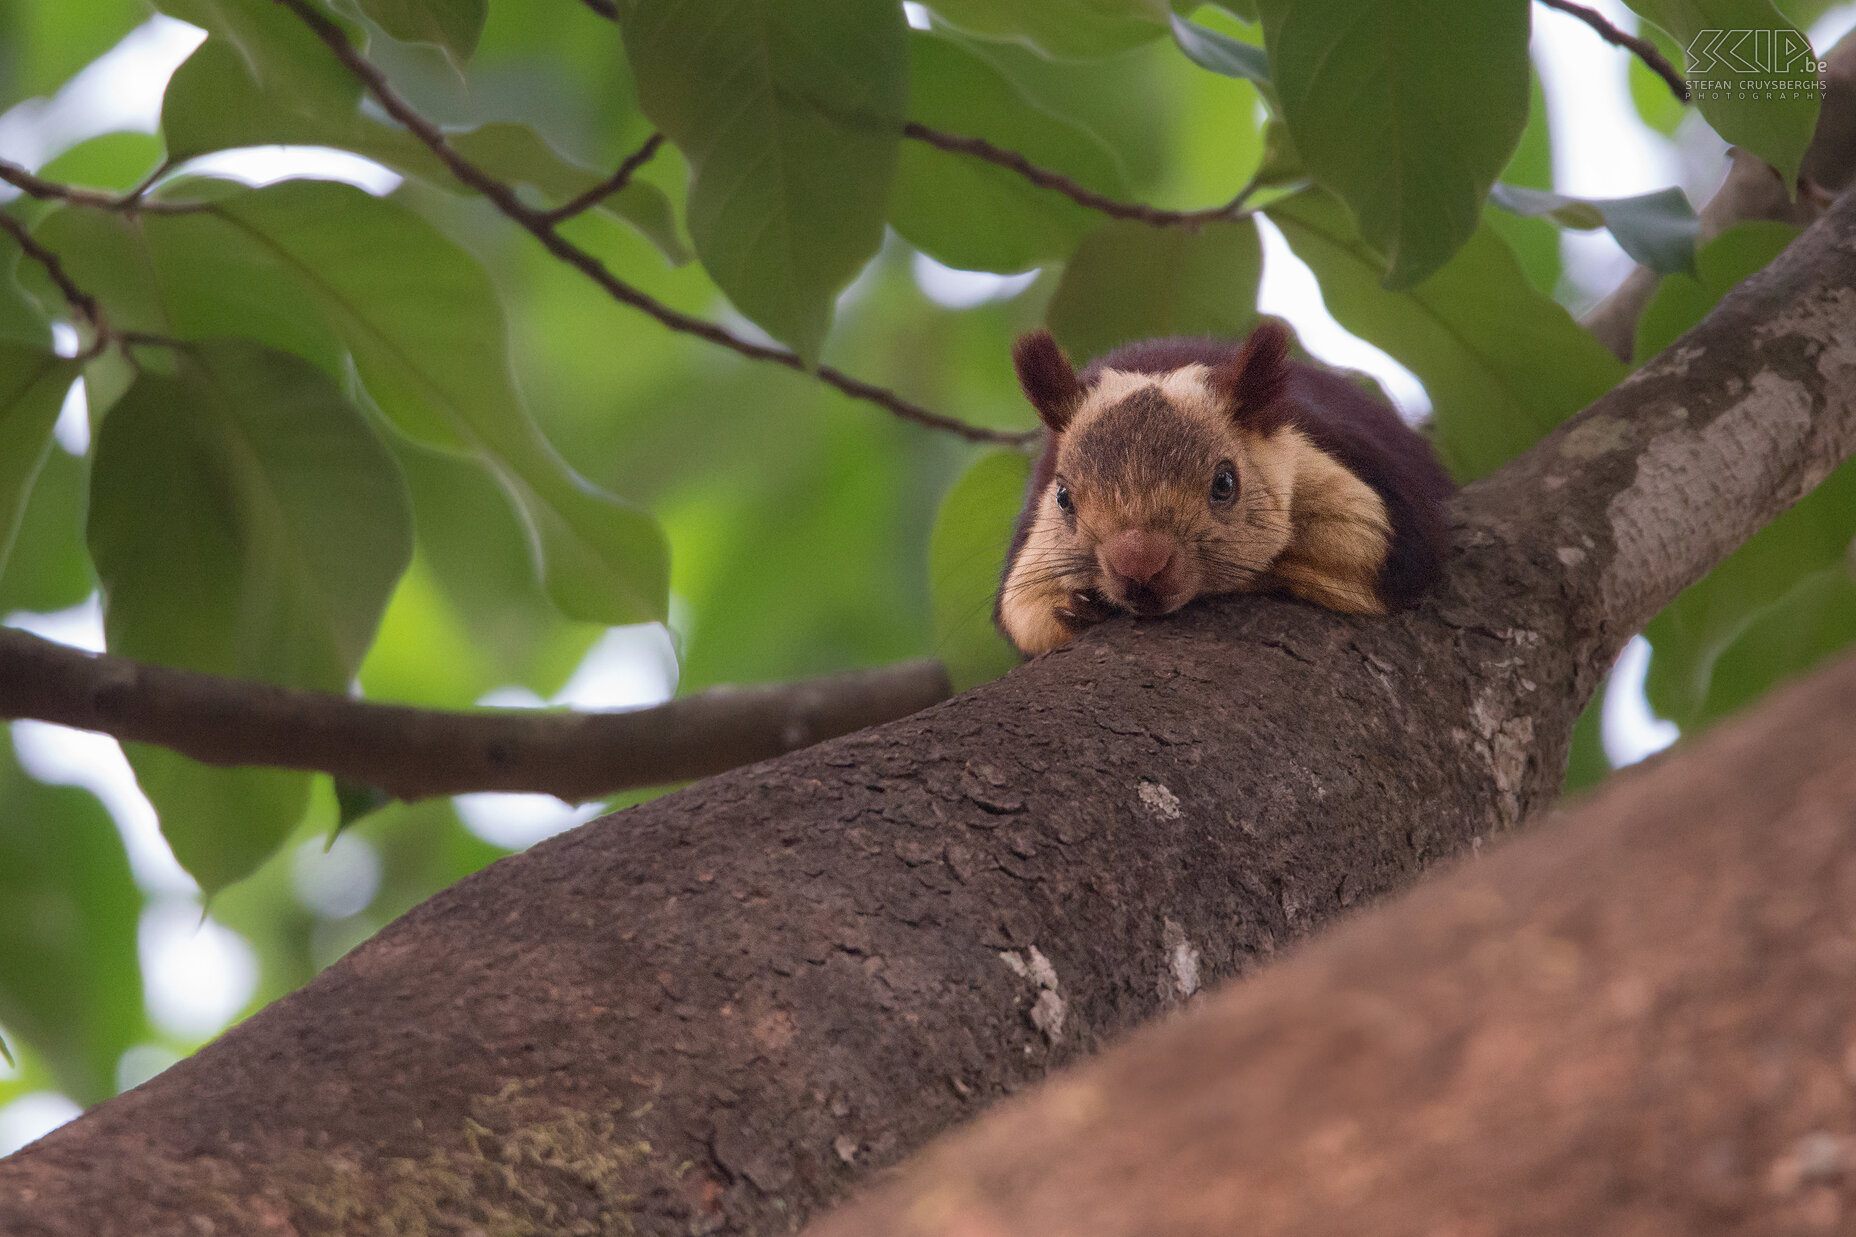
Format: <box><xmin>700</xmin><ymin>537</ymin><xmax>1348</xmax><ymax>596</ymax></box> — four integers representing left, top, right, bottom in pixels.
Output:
<box><xmin>1054</xmin><ymin>483</ymin><xmax>1074</xmax><ymax>513</ymax></box>
<box><xmin>1209</xmin><ymin>462</ymin><xmax>1238</xmax><ymax>504</ymax></box>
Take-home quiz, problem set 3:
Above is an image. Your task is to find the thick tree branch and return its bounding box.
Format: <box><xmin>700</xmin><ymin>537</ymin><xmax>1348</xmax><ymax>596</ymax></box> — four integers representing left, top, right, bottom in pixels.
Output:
<box><xmin>9</xmin><ymin>58</ymin><xmax>1856</xmax><ymax>1237</ymax></box>
<box><xmin>805</xmin><ymin>645</ymin><xmax>1856</xmax><ymax>1237</ymax></box>
<box><xmin>1583</xmin><ymin>30</ymin><xmax>1856</xmax><ymax>359</ymax></box>
<box><xmin>269</xmin><ymin>0</ymin><xmax>1035</xmax><ymax>448</ymax></box>
<box><xmin>1537</xmin><ymin>0</ymin><xmax>1688</xmax><ymax>102</ymax></box>
<box><xmin>0</xmin><ymin>626</ymin><xmax>951</xmax><ymax>802</ymax></box>
<box><xmin>1473</xmin><ymin>185</ymin><xmax>1856</xmax><ymax>643</ymax></box>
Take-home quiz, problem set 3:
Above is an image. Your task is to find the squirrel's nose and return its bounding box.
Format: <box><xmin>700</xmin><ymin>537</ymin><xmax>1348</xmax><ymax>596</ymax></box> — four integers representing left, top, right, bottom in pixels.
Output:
<box><xmin>1102</xmin><ymin>529</ymin><xmax>1176</xmax><ymax>586</ymax></box>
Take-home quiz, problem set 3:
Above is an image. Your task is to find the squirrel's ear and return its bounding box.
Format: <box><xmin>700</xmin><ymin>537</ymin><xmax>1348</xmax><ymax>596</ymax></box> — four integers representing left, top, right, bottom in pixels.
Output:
<box><xmin>1013</xmin><ymin>329</ymin><xmax>1083</xmax><ymax>433</ymax></box>
<box><xmin>1211</xmin><ymin>318</ymin><xmax>1292</xmax><ymax>423</ymax></box>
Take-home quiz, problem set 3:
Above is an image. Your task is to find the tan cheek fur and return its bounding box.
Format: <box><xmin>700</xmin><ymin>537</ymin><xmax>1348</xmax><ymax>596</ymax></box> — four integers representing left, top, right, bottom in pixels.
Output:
<box><xmin>999</xmin><ymin>496</ymin><xmax>1086</xmax><ymax>655</ymax></box>
<box><xmin>1251</xmin><ymin>427</ymin><xmax>1392</xmax><ymax>613</ymax></box>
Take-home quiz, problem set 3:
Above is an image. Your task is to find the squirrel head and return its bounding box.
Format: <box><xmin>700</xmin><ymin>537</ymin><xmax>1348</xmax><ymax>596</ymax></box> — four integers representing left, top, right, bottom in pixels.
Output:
<box><xmin>1008</xmin><ymin>320</ymin><xmax>1299</xmax><ymax>618</ymax></box>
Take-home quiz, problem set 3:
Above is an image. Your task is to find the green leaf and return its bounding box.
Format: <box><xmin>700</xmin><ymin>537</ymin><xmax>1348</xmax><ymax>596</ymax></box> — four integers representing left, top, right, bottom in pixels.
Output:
<box><xmin>891</xmin><ymin>31</ymin><xmax>1129</xmax><ymax>273</ymax></box>
<box><xmin>1622</xmin><ymin>0</ymin><xmax>1820</xmax><ymax>186</ymax></box>
<box><xmin>1267</xmin><ymin>188</ymin><xmax>1626</xmax><ymax>480</ymax></box>
<box><xmin>0</xmin><ymin>343</ymin><xmax>77</xmax><ymax>579</ymax></box>
<box><xmin>160</xmin><ymin>34</ymin><xmax>362</xmax><ymax>162</ymax></box>
<box><xmin>355</xmin><ymin>0</ymin><xmax>486</xmax><ymax>62</ymax></box>
<box><xmin>155</xmin><ymin>0</ymin><xmax>364</xmax><ymax>122</ymax></box>
<box><xmin>35</xmin><ymin>131</ymin><xmax>165</xmax><ymax>193</ymax></box>
<box><xmin>931</xmin><ymin>449</ymin><xmax>1032</xmax><ymax>691</ymax></box>
<box><xmin>1489</xmin><ymin>184</ymin><xmax>1699</xmax><ymax>275</ymax></box>
<box><xmin>1626</xmin><ymin>21</ymin><xmax>1687</xmax><ymax>135</ymax></box>
<box><xmin>4</xmin><ymin>0</ymin><xmax>146</xmax><ymax>110</ymax></box>
<box><xmin>1046</xmin><ymin>217</ymin><xmax>1262</xmax><ymax>363</ymax></box>
<box><xmin>0</xmin><ymin>444</ymin><xmax>94</xmax><ymax>615</ymax></box>
<box><xmin>87</xmin><ymin>341</ymin><xmax>413</xmax><ymax>891</ymax></box>
<box><xmin>1634</xmin><ymin>220</ymin><xmax>1801</xmax><ymax>364</ymax></box>
<box><xmin>1257</xmin><ymin>0</ymin><xmax>1531</xmax><ymax>287</ymax></box>
<box><xmin>622</xmin><ymin>0</ymin><xmax>907</xmax><ymax>362</ymax></box>
<box><xmin>1169</xmin><ymin>12</ymin><xmax>1269</xmax><ymax>85</ymax></box>
<box><xmin>0</xmin><ymin>740</ymin><xmax>146</xmax><ymax>1105</ymax></box>
<box><xmin>923</xmin><ymin>0</ymin><xmax>1170</xmax><ymax>58</ymax></box>
<box><xmin>201</xmin><ymin>180</ymin><xmax>669</xmax><ymax>625</ymax></box>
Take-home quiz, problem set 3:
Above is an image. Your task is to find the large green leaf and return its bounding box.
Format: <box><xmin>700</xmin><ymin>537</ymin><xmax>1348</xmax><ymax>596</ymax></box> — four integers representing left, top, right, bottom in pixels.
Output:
<box><xmin>0</xmin><ymin>344</ymin><xmax>76</xmax><ymax>578</ymax></box>
<box><xmin>931</xmin><ymin>449</ymin><xmax>1031</xmax><ymax>691</ymax></box>
<box><xmin>199</xmin><ymin>180</ymin><xmax>669</xmax><ymax>625</ymax></box>
<box><xmin>1623</xmin><ymin>0</ymin><xmax>1820</xmax><ymax>186</ymax></box>
<box><xmin>87</xmin><ymin>341</ymin><xmax>413</xmax><ymax>891</ymax></box>
<box><xmin>1046</xmin><ymin>217</ymin><xmax>1262</xmax><ymax>364</ymax></box>
<box><xmin>1257</xmin><ymin>0</ymin><xmax>1531</xmax><ymax>287</ymax></box>
<box><xmin>924</xmin><ymin>0</ymin><xmax>1169</xmax><ymax>58</ymax></box>
<box><xmin>155</xmin><ymin>0</ymin><xmax>363</xmax><ymax>122</ymax></box>
<box><xmin>1634</xmin><ymin>220</ymin><xmax>1802</xmax><ymax>364</ymax></box>
<box><xmin>1267</xmin><ymin>188</ymin><xmax>1625</xmax><ymax>480</ymax></box>
<box><xmin>891</xmin><ymin>31</ymin><xmax>1129</xmax><ymax>273</ymax></box>
<box><xmin>622</xmin><ymin>0</ymin><xmax>907</xmax><ymax>363</ymax></box>
<box><xmin>0</xmin><ymin>741</ymin><xmax>146</xmax><ymax>1105</ymax></box>
<box><xmin>356</xmin><ymin>0</ymin><xmax>486</xmax><ymax>62</ymax></box>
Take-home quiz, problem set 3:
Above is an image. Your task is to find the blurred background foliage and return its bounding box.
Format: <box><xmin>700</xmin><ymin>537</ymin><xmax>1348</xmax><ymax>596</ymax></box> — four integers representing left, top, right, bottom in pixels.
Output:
<box><xmin>0</xmin><ymin>0</ymin><xmax>1852</xmax><ymax>1142</ymax></box>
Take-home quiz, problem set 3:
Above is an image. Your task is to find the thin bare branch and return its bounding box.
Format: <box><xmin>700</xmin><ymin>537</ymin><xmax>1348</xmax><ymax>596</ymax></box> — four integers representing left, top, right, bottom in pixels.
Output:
<box><xmin>1538</xmin><ymin>0</ymin><xmax>1689</xmax><ymax>102</ymax></box>
<box><xmin>540</xmin><ymin>132</ymin><xmax>665</xmax><ymax>224</ymax></box>
<box><xmin>0</xmin><ymin>158</ymin><xmax>205</xmax><ymax>214</ymax></box>
<box><xmin>903</xmin><ymin>123</ymin><xmax>1255</xmax><ymax>227</ymax></box>
<box><xmin>0</xmin><ymin>625</ymin><xmax>952</xmax><ymax>802</ymax></box>
<box><xmin>0</xmin><ymin>210</ymin><xmax>108</xmax><ymax>358</ymax></box>
<box><xmin>271</xmin><ymin>0</ymin><xmax>1035</xmax><ymax>448</ymax></box>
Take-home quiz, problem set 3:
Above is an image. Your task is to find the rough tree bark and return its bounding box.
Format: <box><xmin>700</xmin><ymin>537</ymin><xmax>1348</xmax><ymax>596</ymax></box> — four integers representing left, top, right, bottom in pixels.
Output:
<box><xmin>806</xmin><ymin>643</ymin><xmax>1856</xmax><ymax>1237</ymax></box>
<box><xmin>3</xmin><ymin>176</ymin><xmax>1856</xmax><ymax>1237</ymax></box>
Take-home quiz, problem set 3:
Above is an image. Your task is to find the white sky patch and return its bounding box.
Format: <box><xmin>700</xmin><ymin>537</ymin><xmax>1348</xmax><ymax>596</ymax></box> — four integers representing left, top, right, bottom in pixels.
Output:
<box><xmin>911</xmin><ymin>253</ymin><xmax>1040</xmax><ymax>309</ymax></box>
<box><xmin>902</xmin><ymin>2</ymin><xmax>933</xmax><ymax>32</ymax></box>
<box><xmin>1255</xmin><ymin>214</ymin><xmax>1431</xmax><ymax>420</ymax></box>
<box><xmin>0</xmin><ymin>1091</ymin><xmax>82</xmax><ymax>1157</ymax></box>
<box><xmin>291</xmin><ymin>833</ymin><xmax>382</xmax><ymax>920</ymax></box>
<box><xmin>139</xmin><ymin>900</ymin><xmax>259</xmax><ymax>1041</ymax></box>
<box><xmin>0</xmin><ymin>17</ymin><xmax>203</xmax><ymax>172</ymax></box>
<box><xmin>178</xmin><ymin>147</ymin><xmax>403</xmax><ymax>196</ymax></box>
<box><xmin>1812</xmin><ymin>4</ymin><xmax>1856</xmax><ymax>53</ymax></box>
<box><xmin>1602</xmin><ymin>635</ymin><xmax>1680</xmax><ymax>767</ymax></box>
<box><xmin>553</xmin><ymin>623</ymin><xmax>679</xmax><ymax>711</ymax></box>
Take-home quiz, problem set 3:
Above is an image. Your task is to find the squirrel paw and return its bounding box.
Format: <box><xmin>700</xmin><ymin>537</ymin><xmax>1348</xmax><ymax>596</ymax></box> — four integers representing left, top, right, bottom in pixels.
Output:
<box><xmin>1053</xmin><ymin>588</ymin><xmax>1113</xmax><ymax>632</ymax></box>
